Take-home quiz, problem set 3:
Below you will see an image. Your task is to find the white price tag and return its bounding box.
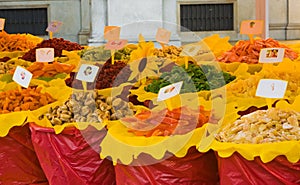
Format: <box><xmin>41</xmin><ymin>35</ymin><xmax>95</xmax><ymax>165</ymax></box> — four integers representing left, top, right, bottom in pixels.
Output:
<box><xmin>256</xmin><ymin>79</ymin><xmax>288</xmax><ymax>98</ymax></box>
<box><xmin>13</xmin><ymin>66</ymin><xmax>33</xmax><ymax>88</ymax></box>
<box><xmin>76</xmin><ymin>64</ymin><xmax>99</xmax><ymax>82</ymax></box>
<box><xmin>259</xmin><ymin>48</ymin><xmax>285</xmax><ymax>63</ymax></box>
<box><xmin>36</xmin><ymin>48</ymin><xmax>55</xmax><ymax>62</ymax></box>
<box><xmin>157</xmin><ymin>81</ymin><xmax>183</xmax><ymax>101</ymax></box>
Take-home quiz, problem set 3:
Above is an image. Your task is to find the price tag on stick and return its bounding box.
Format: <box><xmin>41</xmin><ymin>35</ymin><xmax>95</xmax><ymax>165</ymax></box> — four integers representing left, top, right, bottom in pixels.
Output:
<box><xmin>259</xmin><ymin>48</ymin><xmax>285</xmax><ymax>63</ymax></box>
<box><xmin>256</xmin><ymin>79</ymin><xmax>288</xmax><ymax>108</ymax></box>
<box><xmin>76</xmin><ymin>64</ymin><xmax>99</xmax><ymax>91</ymax></box>
<box><xmin>180</xmin><ymin>45</ymin><xmax>201</xmax><ymax>69</ymax></box>
<box><xmin>13</xmin><ymin>66</ymin><xmax>33</xmax><ymax>88</ymax></box>
<box><xmin>105</xmin><ymin>39</ymin><xmax>128</xmax><ymax>50</ymax></box>
<box><xmin>76</xmin><ymin>64</ymin><xmax>99</xmax><ymax>83</ymax></box>
<box><xmin>36</xmin><ymin>48</ymin><xmax>55</xmax><ymax>62</ymax></box>
<box><xmin>104</xmin><ymin>26</ymin><xmax>121</xmax><ymax>65</ymax></box>
<box><xmin>104</xmin><ymin>26</ymin><xmax>120</xmax><ymax>41</ymax></box>
<box><xmin>156</xmin><ymin>28</ymin><xmax>171</xmax><ymax>48</ymax></box>
<box><xmin>240</xmin><ymin>20</ymin><xmax>263</xmax><ymax>43</ymax></box>
<box><xmin>46</xmin><ymin>21</ymin><xmax>63</xmax><ymax>39</ymax></box>
<box><xmin>157</xmin><ymin>81</ymin><xmax>183</xmax><ymax>111</ymax></box>
<box><xmin>105</xmin><ymin>39</ymin><xmax>127</xmax><ymax>65</ymax></box>
<box><xmin>0</xmin><ymin>18</ymin><xmax>5</xmax><ymax>31</ymax></box>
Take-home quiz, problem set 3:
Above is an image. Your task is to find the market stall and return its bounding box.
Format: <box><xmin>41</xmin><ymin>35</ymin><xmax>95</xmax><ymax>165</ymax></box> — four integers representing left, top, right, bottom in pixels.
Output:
<box><xmin>0</xmin><ymin>20</ymin><xmax>300</xmax><ymax>185</ymax></box>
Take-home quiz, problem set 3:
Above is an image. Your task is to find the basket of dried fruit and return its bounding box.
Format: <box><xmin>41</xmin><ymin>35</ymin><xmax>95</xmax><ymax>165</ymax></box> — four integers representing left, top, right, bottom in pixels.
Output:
<box><xmin>100</xmin><ymin>103</ymin><xmax>220</xmax><ymax>185</ymax></box>
<box><xmin>216</xmin><ymin>37</ymin><xmax>298</xmax><ymax>75</ymax></box>
<box><xmin>207</xmin><ymin>98</ymin><xmax>300</xmax><ymax>185</ymax></box>
<box><xmin>0</xmin><ymin>31</ymin><xmax>43</xmax><ymax>59</ymax></box>
<box><xmin>225</xmin><ymin>58</ymin><xmax>300</xmax><ymax>110</ymax></box>
<box><xmin>0</xmin><ymin>80</ymin><xmax>69</xmax><ymax>185</ymax></box>
<box><xmin>20</xmin><ymin>38</ymin><xmax>83</xmax><ymax>64</ymax></box>
<box><xmin>28</xmin><ymin>87</ymin><xmax>138</xmax><ymax>185</ymax></box>
<box><xmin>130</xmin><ymin>62</ymin><xmax>236</xmax><ymax>107</ymax></box>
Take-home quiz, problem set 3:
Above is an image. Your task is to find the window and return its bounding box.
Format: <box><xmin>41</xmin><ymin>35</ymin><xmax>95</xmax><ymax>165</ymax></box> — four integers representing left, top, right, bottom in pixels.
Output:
<box><xmin>0</xmin><ymin>8</ymin><xmax>48</xmax><ymax>35</ymax></box>
<box><xmin>180</xmin><ymin>3</ymin><xmax>234</xmax><ymax>32</ymax></box>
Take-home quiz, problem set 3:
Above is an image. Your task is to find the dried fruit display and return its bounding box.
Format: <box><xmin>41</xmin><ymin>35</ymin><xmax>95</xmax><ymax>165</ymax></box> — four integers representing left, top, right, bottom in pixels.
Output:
<box><xmin>25</xmin><ymin>61</ymin><xmax>75</xmax><ymax>78</ymax></box>
<box><xmin>80</xmin><ymin>45</ymin><xmax>133</xmax><ymax>62</ymax></box>
<box><xmin>21</xmin><ymin>38</ymin><xmax>83</xmax><ymax>62</ymax></box>
<box><xmin>145</xmin><ymin>63</ymin><xmax>236</xmax><ymax>93</ymax></box>
<box><xmin>153</xmin><ymin>45</ymin><xmax>182</xmax><ymax>61</ymax></box>
<box><xmin>65</xmin><ymin>59</ymin><xmax>131</xmax><ymax>90</ymax></box>
<box><xmin>215</xmin><ymin>108</ymin><xmax>300</xmax><ymax>144</ymax></box>
<box><xmin>217</xmin><ymin>38</ymin><xmax>298</xmax><ymax>63</ymax></box>
<box><xmin>0</xmin><ymin>87</ymin><xmax>55</xmax><ymax>113</ymax></box>
<box><xmin>226</xmin><ymin>61</ymin><xmax>300</xmax><ymax>99</ymax></box>
<box><xmin>39</xmin><ymin>91</ymin><xmax>136</xmax><ymax>125</ymax></box>
<box><xmin>122</xmin><ymin>106</ymin><xmax>210</xmax><ymax>137</ymax></box>
<box><xmin>0</xmin><ymin>62</ymin><xmax>15</xmax><ymax>74</ymax></box>
<box><xmin>0</xmin><ymin>31</ymin><xmax>42</xmax><ymax>52</ymax></box>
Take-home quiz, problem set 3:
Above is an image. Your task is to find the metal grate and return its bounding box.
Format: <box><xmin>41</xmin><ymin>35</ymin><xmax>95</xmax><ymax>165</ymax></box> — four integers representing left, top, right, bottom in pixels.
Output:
<box><xmin>0</xmin><ymin>8</ymin><xmax>48</xmax><ymax>35</ymax></box>
<box><xmin>180</xmin><ymin>3</ymin><xmax>234</xmax><ymax>32</ymax></box>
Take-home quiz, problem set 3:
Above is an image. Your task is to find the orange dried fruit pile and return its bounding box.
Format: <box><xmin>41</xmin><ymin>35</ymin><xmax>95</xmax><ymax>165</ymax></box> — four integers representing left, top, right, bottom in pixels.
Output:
<box><xmin>0</xmin><ymin>86</ymin><xmax>55</xmax><ymax>113</ymax></box>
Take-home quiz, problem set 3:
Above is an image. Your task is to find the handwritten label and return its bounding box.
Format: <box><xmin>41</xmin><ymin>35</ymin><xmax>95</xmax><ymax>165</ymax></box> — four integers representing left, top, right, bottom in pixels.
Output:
<box><xmin>0</xmin><ymin>18</ymin><xmax>5</xmax><ymax>30</ymax></box>
<box><xmin>13</xmin><ymin>66</ymin><xmax>33</xmax><ymax>88</ymax></box>
<box><xmin>156</xmin><ymin>28</ymin><xmax>171</xmax><ymax>44</ymax></box>
<box><xmin>46</xmin><ymin>21</ymin><xmax>63</xmax><ymax>33</ymax></box>
<box><xmin>104</xmin><ymin>26</ymin><xmax>120</xmax><ymax>41</ymax></box>
<box><xmin>240</xmin><ymin>20</ymin><xmax>264</xmax><ymax>35</ymax></box>
<box><xmin>76</xmin><ymin>64</ymin><xmax>99</xmax><ymax>82</ymax></box>
<box><xmin>105</xmin><ymin>39</ymin><xmax>128</xmax><ymax>50</ymax></box>
<box><xmin>180</xmin><ymin>45</ymin><xmax>201</xmax><ymax>56</ymax></box>
<box><xmin>157</xmin><ymin>81</ymin><xmax>183</xmax><ymax>101</ymax></box>
<box><xmin>256</xmin><ymin>79</ymin><xmax>288</xmax><ymax>98</ymax></box>
<box><xmin>259</xmin><ymin>48</ymin><xmax>285</xmax><ymax>63</ymax></box>
<box><xmin>36</xmin><ymin>48</ymin><xmax>55</xmax><ymax>62</ymax></box>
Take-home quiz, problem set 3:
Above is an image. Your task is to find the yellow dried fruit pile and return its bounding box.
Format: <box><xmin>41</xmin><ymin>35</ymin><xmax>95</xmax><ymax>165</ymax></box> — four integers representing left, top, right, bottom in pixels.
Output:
<box><xmin>153</xmin><ymin>45</ymin><xmax>182</xmax><ymax>61</ymax></box>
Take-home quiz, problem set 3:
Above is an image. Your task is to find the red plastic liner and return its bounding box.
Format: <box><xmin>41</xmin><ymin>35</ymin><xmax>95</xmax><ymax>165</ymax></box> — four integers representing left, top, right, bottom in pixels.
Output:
<box><xmin>115</xmin><ymin>147</ymin><xmax>219</xmax><ymax>185</ymax></box>
<box><xmin>30</xmin><ymin>123</ymin><xmax>116</xmax><ymax>185</ymax></box>
<box><xmin>218</xmin><ymin>152</ymin><xmax>300</xmax><ymax>185</ymax></box>
<box><xmin>0</xmin><ymin>124</ymin><xmax>48</xmax><ymax>185</ymax></box>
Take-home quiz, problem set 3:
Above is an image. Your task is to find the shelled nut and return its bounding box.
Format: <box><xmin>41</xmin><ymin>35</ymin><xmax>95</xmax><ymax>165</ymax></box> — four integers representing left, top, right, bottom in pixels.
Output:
<box><xmin>40</xmin><ymin>90</ymin><xmax>136</xmax><ymax>125</ymax></box>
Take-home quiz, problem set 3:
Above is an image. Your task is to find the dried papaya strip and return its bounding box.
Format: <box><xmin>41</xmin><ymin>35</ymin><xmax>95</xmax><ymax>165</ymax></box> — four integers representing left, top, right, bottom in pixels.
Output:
<box><xmin>27</xmin><ymin>63</ymin><xmax>44</xmax><ymax>72</ymax></box>
<box><xmin>32</xmin><ymin>70</ymin><xmax>45</xmax><ymax>78</ymax></box>
<box><xmin>60</xmin><ymin>63</ymin><xmax>75</xmax><ymax>73</ymax></box>
<box><xmin>53</xmin><ymin>61</ymin><xmax>65</xmax><ymax>73</ymax></box>
<box><xmin>42</xmin><ymin>63</ymin><xmax>56</xmax><ymax>71</ymax></box>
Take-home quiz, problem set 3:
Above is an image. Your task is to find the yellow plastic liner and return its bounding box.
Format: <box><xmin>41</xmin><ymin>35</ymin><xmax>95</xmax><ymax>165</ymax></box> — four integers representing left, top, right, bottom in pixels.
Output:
<box><xmin>0</xmin><ymin>79</ymin><xmax>71</xmax><ymax>137</ymax></box>
<box><xmin>100</xmin><ymin>119</ymin><xmax>207</xmax><ymax>165</ymax></box>
<box><xmin>205</xmin><ymin>95</ymin><xmax>300</xmax><ymax>163</ymax></box>
<box><xmin>27</xmin><ymin>87</ymin><xmax>119</xmax><ymax>134</ymax></box>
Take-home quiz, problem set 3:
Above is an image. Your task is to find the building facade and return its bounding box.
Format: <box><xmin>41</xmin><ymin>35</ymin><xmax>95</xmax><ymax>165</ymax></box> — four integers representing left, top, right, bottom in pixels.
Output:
<box><xmin>0</xmin><ymin>0</ymin><xmax>299</xmax><ymax>45</ymax></box>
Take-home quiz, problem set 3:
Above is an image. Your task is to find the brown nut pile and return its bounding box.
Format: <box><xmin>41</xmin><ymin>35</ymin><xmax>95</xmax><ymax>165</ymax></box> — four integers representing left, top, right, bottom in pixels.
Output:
<box><xmin>215</xmin><ymin>108</ymin><xmax>300</xmax><ymax>144</ymax></box>
<box><xmin>153</xmin><ymin>45</ymin><xmax>182</xmax><ymax>61</ymax></box>
<box><xmin>39</xmin><ymin>91</ymin><xmax>136</xmax><ymax>125</ymax></box>
<box><xmin>0</xmin><ymin>62</ymin><xmax>14</xmax><ymax>74</ymax></box>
